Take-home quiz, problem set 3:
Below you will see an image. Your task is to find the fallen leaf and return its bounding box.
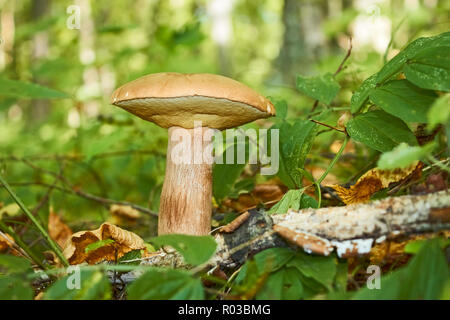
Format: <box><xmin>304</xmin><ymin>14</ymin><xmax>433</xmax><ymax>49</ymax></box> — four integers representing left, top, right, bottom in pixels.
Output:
<box><xmin>331</xmin><ymin>162</ymin><xmax>422</xmax><ymax>204</ymax></box>
<box><xmin>0</xmin><ymin>232</ymin><xmax>14</xmax><ymax>252</ymax></box>
<box><xmin>109</xmin><ymin>204</ymin><xmax>141</xmax><ymax>220</ymax></box>
<box><xmin>48</xmin><ymin>210</ymin><xmax>73</xmax><ymax>249</ymax></box>
<box><xmin>222</xmin><ymin>183</ymin><xmax>287</xmax><ymax>211</ymax></box>
<box><xmin>63</xmin><ymin>223</ymin><xmax>146</xmax><ymax>265</ymax></box>
<box><xmin>0</xmin><ymin>203</ymin><xmax>21</xmax><ymax>219</ymax></box>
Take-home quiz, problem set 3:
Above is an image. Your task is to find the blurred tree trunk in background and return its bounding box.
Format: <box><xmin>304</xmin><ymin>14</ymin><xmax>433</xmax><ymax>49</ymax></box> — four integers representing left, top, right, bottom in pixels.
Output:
<box><xmin>274</xmin><ymin>0</ymin><xmax>327</xmax><ymax>85</ymax></box>
<box><xmin>31</xmin><ymin>0</ymin><xmax>50</xmax><ymax>121</ymax></box>
<box><xmin>76</xmin><ymin>0</ymin><xmax>101</xmax><ymax>120</ymax></box>
<box><xmin>207</xmin><ymin>0</ymin><xmax>234</xmax><ymax>76</ymax></box>
<box><xmin>0</xmin><ymin>0</ymin><xmax>15</xmax><ymax>72</ymax></box>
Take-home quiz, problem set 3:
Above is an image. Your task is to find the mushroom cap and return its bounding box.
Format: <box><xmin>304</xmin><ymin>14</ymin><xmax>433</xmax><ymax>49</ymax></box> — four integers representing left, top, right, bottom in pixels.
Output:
<box><xmin>111</xmin><ymin>72</ymin><xmax>275</xmax><ymax>130</ymax></box>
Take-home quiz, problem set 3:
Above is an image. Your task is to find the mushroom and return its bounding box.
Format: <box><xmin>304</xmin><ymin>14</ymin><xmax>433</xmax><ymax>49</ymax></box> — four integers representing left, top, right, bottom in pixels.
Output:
<box><xmin>111</xmin><ymin>72</ymin><xmax>275</xmax><ymax>235</ymax></box>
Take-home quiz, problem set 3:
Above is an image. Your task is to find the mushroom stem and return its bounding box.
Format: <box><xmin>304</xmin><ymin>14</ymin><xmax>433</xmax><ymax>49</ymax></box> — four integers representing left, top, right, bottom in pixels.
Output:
<box><xmin>158</xmin><ymin>126</ymin><xmax>213</xmax><ymax>235</ymax></box>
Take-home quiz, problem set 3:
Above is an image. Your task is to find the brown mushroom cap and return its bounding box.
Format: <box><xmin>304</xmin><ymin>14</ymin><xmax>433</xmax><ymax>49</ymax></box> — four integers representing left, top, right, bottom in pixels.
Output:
<box><xmin>111</xmin><ymin>72</ymin><xmax>275</xmax><ymax>130</ymax></box>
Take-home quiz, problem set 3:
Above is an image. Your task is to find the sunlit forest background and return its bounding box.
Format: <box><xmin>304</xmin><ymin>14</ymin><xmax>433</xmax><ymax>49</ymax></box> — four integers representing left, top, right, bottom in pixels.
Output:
<box><xmin>1</xmin><ymin>0</ymin><xmax>449</xmax><ymax>239</ymax></box>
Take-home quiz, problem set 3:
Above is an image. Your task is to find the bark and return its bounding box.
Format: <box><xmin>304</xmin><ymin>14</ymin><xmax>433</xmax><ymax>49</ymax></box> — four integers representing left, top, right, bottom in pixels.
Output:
<box><xmin>158</xmin><ymin>127</ymin><xmax>213</xmax><ymax>235</ymax></box>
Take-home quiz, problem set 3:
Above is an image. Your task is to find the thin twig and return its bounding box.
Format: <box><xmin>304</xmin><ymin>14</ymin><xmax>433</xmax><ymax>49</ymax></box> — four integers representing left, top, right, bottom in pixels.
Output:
<box><xmin>310</xmin><ymin>37</ymin><xmax>353</xmax><ymax>113</ymax></box>
<box><xmin>310</xmin><ymin>119</ymin><xmax>346</xmax><ymax>133</ymax></box>
<box><xmin>0</xmin><ymin>174</ymin><xmax>69</xmax><ymax>267</ymax></box>
<box><xmin>2</xmin><ymin>181</ymin><xmax>158</xmax><ymax>217</ymax></box>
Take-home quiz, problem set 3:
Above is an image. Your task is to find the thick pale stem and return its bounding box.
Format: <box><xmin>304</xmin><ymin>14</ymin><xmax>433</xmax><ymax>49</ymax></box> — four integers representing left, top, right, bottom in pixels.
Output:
<box><xmin>158</xmin><ymin>127</ymin><xmax>213</xmax><ymax>235</ymax></box>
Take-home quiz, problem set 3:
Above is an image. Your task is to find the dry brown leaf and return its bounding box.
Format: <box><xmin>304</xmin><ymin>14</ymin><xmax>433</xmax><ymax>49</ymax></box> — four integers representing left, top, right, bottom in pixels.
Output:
<box><xmin>108</xmin><ymin>204</ymin><xmax>141</xmax><ymax>226</ymax></box>
<box><xmin>63</xmin><ymin>223</ymin><xmax>146</xmax><ymax>265</ymax></box>
<box><xmin>222</xmin><ymin>182</ymin><xmax>287</xmax><ymax>211</ymax></box>
<box><xmin>48</xmin><ymin>210</ymin><xmax>73</xmax><ymax>249</ymax></box>
<box><xmin>331</xmin><ymin>162</ymin><xmax>422</xmax><ymax>204</ymax></box>
<box><xmin>220</xmin><ymin>211</ymin><xmax>250</xmax><ymax>233</ymax></box>
<box><xmin>110</xmin><ymin>204</ymin><xmax>141</xmax><ymax>220</ymax></box>
<box><xmin>0</xmin><ymin>232</ymin><xmax>14</xmax><ymax>252</ymax></box>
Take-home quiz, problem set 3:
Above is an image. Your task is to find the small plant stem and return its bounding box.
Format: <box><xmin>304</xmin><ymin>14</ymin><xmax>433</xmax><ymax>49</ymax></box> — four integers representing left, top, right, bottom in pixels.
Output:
<box><xmin>315</xmin><ymin>181</ymin><xmax>322</xmax><ymax>208</ymax></box>
<box><xmin>427</xmin><ymin>155</ymin><xmax>450</xmax><ymax>173</ymax></box>
<box><xmin>0</xmin><ymin>220</ymin><xmax>46</xmax><ymax>269</ymax></box>
<box><xmin>310</xmin><ymin>119</ymin><xmax>346</xmax><ymax>133</ymax></box>
<box><xmin>317</xmin><ymin>135</ymin><xmax>349</xmax><ymax>185</ymax></box>
<box><xmin>0</xmin><ymin>173</ymin><xmax>69</xmax><ymax>267</ymax></box>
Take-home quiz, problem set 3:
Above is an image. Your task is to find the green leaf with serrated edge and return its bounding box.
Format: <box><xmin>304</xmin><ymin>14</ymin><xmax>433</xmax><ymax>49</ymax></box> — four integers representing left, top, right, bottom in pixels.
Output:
<box><xmin>351</xmin><ymin>32</ymin><xmax>450</xmax><ymax>114</ymax></box>
<box><xmin>376</xmin><ymin>32</ymin><xmax>450</xmax><ymax>84</ymax></box>
<box><xmin>350</xmin><ymin>73</ymin><xmax>377</xmax><ymax>113</ymax></box>
<box><xmin>377</xmin><ymin>142</ymin><xmax>435</xmax><ymax>169</ymax></box>
<box><xmin>370</xmin><ymin>80</ymin><xmax>437</xmax><ymax>123</ymax></box>
<box><xmin>346</xmin><ymin>110</ymin><xmax>417</xmax><ymax>152</ymax></box>
<box><xmin>127</xmin><ymin>268</ymin><xmax>204</xmax><ymax>300</ymax></box>
<box><xmin>0</xmin><ymin>78</ymin><xmax>70</xmax><ymax>99</ymax></box>
<box><xmin>404</xmin><ymin>46</ymin><xmax>450</xmax><ymax>92</ymax></box>
<box><xmin>268</xmin><ymin>189</ymin><xmax>304</xmax><ymax>214</ymax></box>
<box><xmin>0</xmin><ymin>276</ymin><xmax>33</xmax><ymax>300</ymax></box>
<box><xmin>44</xmin><ymin>269</ymin><xmax>112</xmax><ymax>300</ymax></box>
<box><xmin>353</xmin><ymin>239</ymin><xmax>448</xmax><ymax>299</ymax></box>
<box><xmin>287</xmin><ymin>251</ymin><xmax>337</xmax><ymax>290</ymax></box>
<box><xmin>118</xmin><ymin>249</ymin><xmax>142</xmax><ymax>265</ymax></box>
<box><xmin>0</xmin><ymin>255</ymin><xmax>31</xmax><ymax>274</ymax></box>
<box><xmin>149</xmin><ymin>234</ymin><xmax>217</xmax><ymax>266</ymax></box>
<box><xmin>296</xmin><ymin>73</ymin><xmax>340</xmax><ymax>105</ymax></box>
<box><xmin>428</xmin><ymin>94</ymin><xmax>450</xmax><ymax>130</ymax></box>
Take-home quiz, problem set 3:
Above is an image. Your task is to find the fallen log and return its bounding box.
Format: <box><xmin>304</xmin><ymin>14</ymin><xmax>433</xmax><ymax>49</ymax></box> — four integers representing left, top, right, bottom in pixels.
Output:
<box><xmin>126</xmin><ymin>190</ymin><xmax>449</xmax><ymax>280</ymax></box>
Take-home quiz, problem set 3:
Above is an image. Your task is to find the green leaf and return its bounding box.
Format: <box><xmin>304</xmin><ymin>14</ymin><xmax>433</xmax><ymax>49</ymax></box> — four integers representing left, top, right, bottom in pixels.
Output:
<box><xmin>0</xmin><ymin>254</ymin><xmax>31</xmax><ymax>274</ymax></box>
<box><xmin>0</xmin><ymin>276</ymin><xmax>33</xmax><ymax>300</ymax></box>
<box><xmin>275</xmin><ymin>120</ymin><xmax>317</xmax><ymax>188</ymax></box>
<box><xmin>0</xmin><ymin>78</ymin><xmax>70</xmax><ymax>99</ymax></box>
<box><xmin>377</xmin><ymin>142</ymin><xmax>435</xmax><ymax>169</ymax></box>
<box><xmin>255</xmin><ymin>267</ymin><xmax>304</xmax><ymax>300</ymax></box>
<box><xmin>296</xmin><ymin>73</ymin><xmax>340</xmax><ymax>105</ymax></box>
<box><xmin>268</xmin><ymin>189</ymin><xmax>304</xmax><ymax>214</ymax></box>
<box><xmin>376</xmin><ymin>32</ymin><xmax>450</xmax><ymax>84</ymax></box>
<box><xmin>235</xmin><ymin>248</ymin><xmax>295</xmax><ymax>285</ymax></box>
<box><xmin>346</xmin><ymin>110</ymin><xmax>417</xmax><ymax>152</ymax></box>
<box><xmin>149</xmin><ymin>234</ymin><xmax>217</xmax><ymax>266</ymax></box>
<box><xmin>85</xmin><ymin>239</ymin><xmax>115</xmax><ymax>253</ymax></box>
<box><xmin>404</xmin><ymin>46</ymin><xmax>450</xmax><ymax>92</ymax></box>
<box><xmin>287</xmin><ymin>251</ymin><xmax>337</xmax><ymax>290</ymax></box>
<box><xmin>272</xmin><ymin>99</ymin><xmax>287</xmax><ymax>121</ymax></box>
<box><xmin>300</xmin><ymin>194</ymin><xmax>319</xmax><ymax>209</ymax></box>
<box><xmin>428</xmin><ymin>94</ymin><xmax>450</xmax><ymax>130</ymax></box>
<box><xmin>44</xmin><ymin>269</ymin><xmax>112</xmax><ymax>300</ymax></box>
<box><xmin>350</xmin><ymin>73</ymin><xmax>377</xmax><ymax>114</ymax></box>
<box><xmin>127</xmin><ymin>268</ymin><xmax>204</xmax><ymax>300</ymax></box>
<box><xmin>353</xmin><ymin>239</ymin><xmax>449</xmax><ymax>299</ymax></box>
<box><xmin>118</xmin><ymin>249</ymin><xmax>142</xmax><ymax>265</ymax></box>
<box><xmin>369</xmin><ymin>80</ymin><xmax>437</xmax><ymax>123</ymax></box>
<box><xmin>404</xmin><ymin>237</ymin><xmax>450</xmax><ymax>254</ymax></box>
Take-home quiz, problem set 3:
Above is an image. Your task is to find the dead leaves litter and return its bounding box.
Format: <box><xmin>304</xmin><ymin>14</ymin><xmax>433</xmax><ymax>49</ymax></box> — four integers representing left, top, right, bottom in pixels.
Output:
<box><xmin>0</xmin><ymin>232</ymin><xmax>14</xmax><ymax>252</ymax></box>
<box><xmin>63</xmin><ymin>223</ymin><xmax>146</xmax><ymax>265</ymax></box>
<box><xmin>48</xmin><ymin>210</ymin><xmax>73</xmax><ymax>249</ymax></box>
<box><xmin>331</xmin><ymin>162</ymin><xmax>422</xmax><ymax>204</ymax></box>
